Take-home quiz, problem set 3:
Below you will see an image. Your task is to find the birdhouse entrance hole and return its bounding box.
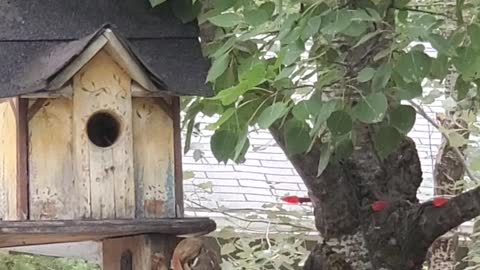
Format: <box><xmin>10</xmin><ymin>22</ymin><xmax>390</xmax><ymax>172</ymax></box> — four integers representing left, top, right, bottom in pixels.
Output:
<box><xmin>87</xmin><ymin>112</ymin><xmax>121</xmax><ymax>148</ymax></box>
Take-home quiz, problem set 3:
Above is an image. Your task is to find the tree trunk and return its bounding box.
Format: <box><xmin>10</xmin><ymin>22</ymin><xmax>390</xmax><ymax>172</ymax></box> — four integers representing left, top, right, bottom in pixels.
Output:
<box><xmin>428</xmin><ymin>112</ymin><xmax>468</xmax><ymax>269</ymax></box>
<box><xmin>271</xmin><ymin>124</ymin><xmax>428</xmax><ymax>270</ymax></box>
<box><xmin>270</xmin><ymin>121</ymin><xmax>480</xmax><ymax>269</ymax></box>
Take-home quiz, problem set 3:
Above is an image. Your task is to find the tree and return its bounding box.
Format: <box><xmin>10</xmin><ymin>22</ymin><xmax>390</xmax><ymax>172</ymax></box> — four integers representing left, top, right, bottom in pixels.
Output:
<box><xmin>155</xmin><ymin>0</ymin><xmax>480</xmax><ymax>269</ymax></box>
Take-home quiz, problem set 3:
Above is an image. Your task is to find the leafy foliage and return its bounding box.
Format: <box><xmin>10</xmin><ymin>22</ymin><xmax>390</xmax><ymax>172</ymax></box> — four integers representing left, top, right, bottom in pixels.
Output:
<box><xmin>163</xmin><ymin>0</ymin><xmax>480</xmax><ymax>169</ymax></box>
<box><xmin>153</xmin><ymin>0</ymin><xmax>480</xmax><ymax>268</ymax></box>
<box><xmin>0</xmin><ymin>253</ymin><xmax>99</xmax><ymax>270</ymax></box>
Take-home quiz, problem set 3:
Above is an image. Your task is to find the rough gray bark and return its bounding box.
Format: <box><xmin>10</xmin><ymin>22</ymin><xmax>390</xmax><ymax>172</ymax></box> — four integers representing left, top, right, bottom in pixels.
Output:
<box><xmin>270</xmin><ymin>120</ymin><xmax>480</xmax><ymax>269</ymax></box>
<box><xmin>428</xmin><ymin>113</ymin><xmax>468</xmax><ymax>270</ymax></box>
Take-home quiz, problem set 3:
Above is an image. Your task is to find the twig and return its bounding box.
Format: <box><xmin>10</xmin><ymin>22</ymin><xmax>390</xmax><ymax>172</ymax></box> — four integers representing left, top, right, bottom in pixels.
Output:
<box><xmin>394</xmin><ymin>7</ymin><xmax>456</xmax><ymax>21</ymax></box>
<box><xmin>409</xmin><ymin>100</ymin><xmax>479</xmax><ymax>181</ymax></box>
<box><xmin>186</xmin><ymin>199</ymin><xmax>315</xmax><ymax>231</ymax></box>
<box><xmin>266</xmin><ymin>221</ymin><xmax>272</xmax><ymax>250</ymax></box>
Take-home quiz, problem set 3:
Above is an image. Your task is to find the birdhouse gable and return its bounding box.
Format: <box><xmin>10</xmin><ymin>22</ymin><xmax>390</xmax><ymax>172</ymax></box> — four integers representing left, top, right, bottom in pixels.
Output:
<box><xmin>22</xmin><ymin>27</ymin><xmax>166</xmax><ymax>99</ymax></box>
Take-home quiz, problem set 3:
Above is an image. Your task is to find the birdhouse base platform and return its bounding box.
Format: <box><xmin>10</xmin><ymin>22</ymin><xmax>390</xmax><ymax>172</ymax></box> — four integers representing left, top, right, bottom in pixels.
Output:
<box><xmin>0</xmin><ymin>218</ymin><xmax>216</xmax><ymax>248</ymax></box>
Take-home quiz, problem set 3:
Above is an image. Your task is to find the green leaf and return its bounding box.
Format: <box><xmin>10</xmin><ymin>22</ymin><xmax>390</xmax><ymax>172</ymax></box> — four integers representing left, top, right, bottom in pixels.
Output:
<box><xmin>317</xmin><ymin>143</ymin><xmax>332</xmax><ymax>176</ymax></box>
<box><xmin>327</xmin><ymin>111</ymin><xmax>352</xmax><ymax>136</ymax></box>
<box><xmin>244</xmin><ymin>9</ymin><xmax>269</xmax><ymax>26</ymax></box>
<box><xmin>310</xmin><ymin>100</ymin><xmax>338</xmax><ymax>136</ymax></box>
<box><xmin>353</xmin><ymin>93</ymin><xmax>388</xmax><ymax>123</ymax></box>
<box><xmin>427</xmin><ymin>33</ymin><xmax>454</xmax><ymax>56</ymax></box>
<box><xmin>244</xmin><ymin>2</ymin><xmax>275</xmax><ymax>26</ymax></box>
<box><xmin>395</xmin><ymin>50</ymin><xmax>432</xmax><ymax>82</ymax></box>
<box><xmin>284</xmin><ymin>119</ymin><xmax>311</xmax><ymax>155</ymax></box>
<box><xmin>184</xmin><ymin>118</ymin><xmax>195</xmax><ymax>154</ymax></box>
<box><xmin>292</xmin><ymin>101</ymin><xmax>311</xmax><ymax>120</ymax></box>
<box><xmin>341</xmin><ymin>21</ymin><xmax>368</xmax><ymax>37</ymax></box>
<box><xmin>373</xmin><ymin>47</ymin><xmax>394</xmax><ymax>61</ymax></box>
<box><xmin>208</xmin><ymin>107</ymin><xmax>236</xmax><ymax>130</ymax></box>
<box><xmin>430</xmin><ymin>54</ymin><xmax>449</xmax><ymax>80</ymax></box>
<box><xmin>468</xmin><ymin>23</ymin><xmax>480</xmax><ymax>50</ymax></box>
<box><xmin>455</xmin><ymin>75</ymin><xmax>471</xmax><ymax>101</ymax></box>
<box><xmin>207</xmin><ymin>54</ymin><xmax>231</xmax><ymax>83</ymax></box>
<box><xmin>389</xmin><ymin>105</ymin><xmax>416</xmax><ymax>134</ymax></box>
<box><xmin>149</xmin><ymin>0</ymin><xmax>167</xmax><ymax>7</ymax></box>
<box><xmin>322</xmin><ymin>9</ymin><xmax>352</xmax><ymax>35</ymax></box>
<box><xmin>213</xmin><ymin>63</ymin><xmax>267</xmax><ymax>105</ymax></box>
<box><xmin>371</xmin><ymin>63</ymin><xmax>392</xmax><ymax>91</ymax></box>
<box><xmin>257</xmin><ymin>102</ymin><xmax>290</xmax><ymax>129</ymax></box>
<box><xmin>350</xmin><ymin>9</ymin><xmax>378</xmax><ymax>21</ymax></box>
<box><xmin>213</xmin><ymin>0</ymin><xmax>237</xmax><ymax>12</ymax></box>
<box><xmin>209</xmin><ymin>13</ymin><xmax>243</xmax><ymax>27</ymax></box>
<box><xmin>394</xmin><ymin>80</ymin><xmax>423</xmax><ymax>100</ymax></box>
<box><xmin>183</xmin><ymin>171</ymin><xmax>195</xmax><ymax>180</ymax></box>
<box><xmin>453</xmin><ymin>46</ymin><xmax>480</xmax><ymax>80</ymax></box>
<box><xmin>353</xmin><ymin>30</ymin><xmax>382</xmax><ymax>48</ymax></box>
<box><xmin>374</xmin><ymin>126</ymin><xmax>402</xmax><ymax>159</ymax></box>
<box><xmin>315</xmin><ymin>69</ymin><xmax>341</xmax><ymax>88</ymax></box>
<box><xmin>357</xmin><ymin>67</ymin><xmax>376</xmax><ymax>82</ymax></box>
<box><xmin>301</xmin><ymin>15</ymin><xmax>322</xmax><ymax>40</ymax></box>
<box><xmin>198</xmin><ymin>181</ymin><xmax>213</xmax><ymax>191</ymax></box>
<box><xmin>283</xmin><ymin>41</ymin><xmax>305</xmax><ymax>66</ymax></box>
<box><xmin>276</xmin><ymin>66</ymin><xmax>296</xmax><ymax>81</ymax></box>
<box><xmin>234</xmin><ymin>136</ymin><xmax>250</xmax><ymax>164</ymax></box>
<box><xmin>448</xmin><ymin>132</ymin><xmax>468</xmax><ymax>148</ymax></box>
<box><xmin>233</xmin><ymin>127</ymin><xmax>248</xmax><ymax>160</ymax></box>
<box><xmin>211</xmin><ymin>129</ymin><xmax>238</xmax><ymax>163</ymax></box>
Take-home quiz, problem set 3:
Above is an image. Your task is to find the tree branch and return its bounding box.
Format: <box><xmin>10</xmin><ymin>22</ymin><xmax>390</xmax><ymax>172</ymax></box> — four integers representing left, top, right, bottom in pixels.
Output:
<box><xmin>409</xmin><ymin>100</ymin><xmax>478</xmax><ymax>182</ymax></box>
<box><xmin>393</xmin><ymin>6</ymin><xmax>457</xmax><ymax>21</ymax></box>
<box><xmin>420</xmin><ymin>185</ymin><xmax>480</xmax><ymax>243</ymax></box>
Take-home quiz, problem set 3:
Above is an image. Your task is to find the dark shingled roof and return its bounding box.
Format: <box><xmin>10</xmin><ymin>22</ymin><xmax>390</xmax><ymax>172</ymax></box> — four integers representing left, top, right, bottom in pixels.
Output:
<box><xmin>0</xmin><ymin>0</ymin><xmax>212</xmax><ymax>98</ymax></box>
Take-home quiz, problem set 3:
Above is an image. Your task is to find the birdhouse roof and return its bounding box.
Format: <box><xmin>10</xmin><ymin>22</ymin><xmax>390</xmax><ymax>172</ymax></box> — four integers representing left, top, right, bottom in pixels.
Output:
<box><xmin>0</xmin><ymin>0</ymin><xmax>212</xmax><ymax>98</ymax></box>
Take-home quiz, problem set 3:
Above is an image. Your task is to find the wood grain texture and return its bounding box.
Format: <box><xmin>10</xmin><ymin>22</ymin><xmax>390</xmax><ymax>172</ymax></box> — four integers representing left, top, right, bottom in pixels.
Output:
<box><xmin>132</xmin><ymin>98</ymin><xmax>175</xmax><ymax>218</ymax></box>
<box><xmin>0</xmin><ymin>218</ymin><xmax>216</xmax><ymax>247</ymax></box>
<box><xmin>172</xmin><ymin>97</ymin><xmax>184</xmax><ymax>217</ymax></box>
<box><xmin>73</xmin><ymin>50</ymin><xmax>135</xmax><ymax>219</ymax></box>
<box><xmin>103</xmin><ymin>235</ymin><xmax>150</xmax><ymax>270</ymax></box>
<box><xmin>0</xmin><ymin>99</ymin><xmax>18</xmax><ymax>220</ymax></box>
<box><xmin>28</xmin><ymin>98</ymin><xmax>74</xmax><ymax>220</ymax></box>
<box><xmin>103</xmin><ymin>235</ymin><xmax>177</xmax><ymax>270</ymax></box>
<box><xmin>15</xmin><ymin>98</ymin><xmax>28</xmax><ymax>220</ymax></box>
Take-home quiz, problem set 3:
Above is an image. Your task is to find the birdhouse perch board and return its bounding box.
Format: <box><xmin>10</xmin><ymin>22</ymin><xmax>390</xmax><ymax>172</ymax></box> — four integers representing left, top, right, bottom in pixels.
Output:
<box><xmin>0</xmin><ymin>1</ymin><xmax>216</xmax><ymax>261</ymax></box>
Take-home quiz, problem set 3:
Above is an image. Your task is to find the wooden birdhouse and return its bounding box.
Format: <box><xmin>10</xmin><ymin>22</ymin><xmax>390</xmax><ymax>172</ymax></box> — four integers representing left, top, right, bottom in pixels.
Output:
<box><xmin>0</xmin><ymin>1</ymin><xmax>215</xmax><ymax>268</ymax></box>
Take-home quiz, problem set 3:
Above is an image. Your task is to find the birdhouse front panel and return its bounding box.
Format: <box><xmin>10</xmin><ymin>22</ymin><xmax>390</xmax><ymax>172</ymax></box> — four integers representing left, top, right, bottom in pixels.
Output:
<box><xmin>29</xmin><ymin>98</ymin><xmax>75</xmax><ymax>220</ymax></box>
<box><xmin>25</xmin><ymin>48</ymin><xmax>176</xmax><ymax>221</ymax></box>
<box><xmin>132</xmin><ymin>98</ymin><xmax>175</xmax><ymax>218</ymax></box>
<box><xmin>0</xmin><ymin>100</ymin><xmax>20</xmax><ymax>220</ymax></box>
<box><xmin>72</xmin><ymin>50</ymin><xmax>135</xmax><ymax>219</ymax></box>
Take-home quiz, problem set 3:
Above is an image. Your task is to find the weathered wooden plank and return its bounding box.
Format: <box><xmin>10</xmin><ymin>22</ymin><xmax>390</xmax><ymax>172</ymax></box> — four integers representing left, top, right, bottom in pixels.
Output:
<box><xmin>103</xmin><ymin>236</ymin><xmax>150</xmax><ymax>270</ymax></box>
<box><xmin>172</xmin><ymin>97</ymin><xmax>184</xmax><ymax>217</ymax></box>
<box><xmin>28</xmin><ymin>98</ymin><xmax>74</xmax><ymax>220</ymax></box>
<box><xmin>15</xmin><ymin>98</ymin><xmax>28</xmax><ymax>220</ymax></box>
<box><xmin>102</xmin><ymin>235</ymin><xmax>178</xmax><ymax>270</ymax></box>
<box><xmin>0</xmin><ymin>218</ymin><xmax>216</xmax><ymax>248</ymax></box>
<box><xmin>0</xmin><ymin>100</ymin><xmax>18</xmax><ymax>220</ymax></box>
<box><xmin>73</xmin><ymin>50</ymin><xmax>134</xmax><ymax>219</ymax></box>
<box><xmin>132</xmin><ymin>98</ymin><xmax>175</xmax><ymax>218</ymax></box>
